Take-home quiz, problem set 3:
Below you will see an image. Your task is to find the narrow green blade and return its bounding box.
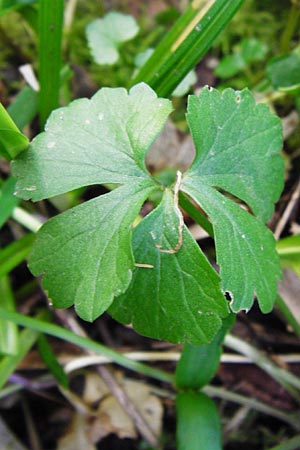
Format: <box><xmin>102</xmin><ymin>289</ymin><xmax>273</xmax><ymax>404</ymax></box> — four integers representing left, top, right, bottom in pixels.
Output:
<box><xmin>38</xmin><ymin>0</ymin><xmax>64</xmax><ymax>126</ymax></box>
<box><xmin>132</xmin><ymin>0</ymin><xmax>244</xmax><ymax>96</ymax></box>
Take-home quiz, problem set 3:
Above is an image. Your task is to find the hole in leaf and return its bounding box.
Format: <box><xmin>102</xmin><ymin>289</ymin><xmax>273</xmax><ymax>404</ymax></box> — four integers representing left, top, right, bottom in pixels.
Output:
<box><xmin>224</xmin><ymin>291</ymin><xmax>233</xmax><ymax>302</ymax></box>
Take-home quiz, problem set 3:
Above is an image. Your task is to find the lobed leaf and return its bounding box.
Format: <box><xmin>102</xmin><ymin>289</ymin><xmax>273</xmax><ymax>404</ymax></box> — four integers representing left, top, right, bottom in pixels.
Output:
<box><xmin>182</xmin><ymin>86</ymin><xmax>284</xmax><ymax>313</ymax></box>
<box><xmin>12</xmin><ymin>82</ymin><xmax>284</xmax><ymax>339</ymax></box>
<box><xmin>185</xmin><ymin>87</ymin><xmax>283</xmax><ymax>222</ymax></box>
<box><xmin>109</xmin><ymin>189</ymin><xmax>229</xmax><ymax>344</ymax></box>
<box><xmin>182</xmin><ymin>181</ymin><xmax>281</xmax><ymax>313</ymax></box>
<box><xmin>29</xmin><ymin>181</ymin><xmax>156</xmax><ymax>321</ymax></box>
<box><xmin>12</xmin><ymin>83</ymin><xmax>172</xmax><ymax>201</ymax></box>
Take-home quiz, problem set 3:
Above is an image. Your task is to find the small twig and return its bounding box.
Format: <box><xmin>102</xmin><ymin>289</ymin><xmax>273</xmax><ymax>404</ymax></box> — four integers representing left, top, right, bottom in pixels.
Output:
<box><xmin>274</xmin><ymin>179</ymin><xmax>300</xmax><ymax>240</ymax></box>
<box><xmin>56</xmin><ymin>310</ymin><xmax>161</xmax><ymax>449</ymax></box>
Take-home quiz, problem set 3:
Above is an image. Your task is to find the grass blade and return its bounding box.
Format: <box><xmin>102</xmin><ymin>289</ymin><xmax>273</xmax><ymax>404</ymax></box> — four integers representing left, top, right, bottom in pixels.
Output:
<box><xmin>0</xmin><ymin>307</ymin><xmax>174</xmax><ymax>384</ymax></box>
<box><xmin>132</xmin><ymin>0</ymin><xmax>244</xmax><ymax>97</ymax></box>
<box><xmin>38</xmin><ymin>0</ymin><xmax>64</xmax><ymax>126</ymax></box>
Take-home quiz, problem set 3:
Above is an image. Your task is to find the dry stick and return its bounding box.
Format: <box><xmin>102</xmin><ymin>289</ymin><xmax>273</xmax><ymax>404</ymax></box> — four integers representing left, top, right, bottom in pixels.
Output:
<box><xmin>55</xmin><ymin>310</ymin><xmax>160</xmax><ymax>449</ymax></box>
<box><xmin>274</xmin><ymin>178</ymin><xmax>300</xmax><ymax>240</ymax></box>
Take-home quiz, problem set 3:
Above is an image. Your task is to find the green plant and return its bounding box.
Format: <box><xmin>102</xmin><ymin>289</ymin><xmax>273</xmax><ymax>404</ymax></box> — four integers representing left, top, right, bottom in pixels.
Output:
<box><xmin>1</xmin><ymin>0</ymin><xmax>299</xmax><ymax>449</ymax></box>
<box><xmin>12</xmin><ymin>83</ymin><xmax>283</xmax><ymax>336</ymax></box>
<box><xmin>9</xmin><ymin>80</ymin><xmax>283</xmax><ymax>448</ymax></box>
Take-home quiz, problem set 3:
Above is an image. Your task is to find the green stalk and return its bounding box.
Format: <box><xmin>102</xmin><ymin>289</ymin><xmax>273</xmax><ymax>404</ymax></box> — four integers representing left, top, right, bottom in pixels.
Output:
<box><xmin>280</xmin><ymin>1</ymin><xmax>300</xmax><ymax>54</ymax></box>
<box><xmin>0</xmin><ymin>307</ymin><xmax>174</xmax><ymax>384</ymax></box>
<box><xmin>177</xmin><ymin>392</ymin><xmax>222</xmax><ymax>450</ymax></box>
<box><xmin>175</xmin><ymin>317</ymin><xmax>234</xmax><ymax>450</ymax></box>
<box><xmin>176</xmin><ymin>316</ymin><xmax>234</xmax><ymax>389</ymax></box>
<box><xmin>132</xmin><ymin>0</ymin><xmax>244</xmax><ymax>97</ymax></box>
<box><xmin>38</xmin><ymin>0</ymin><xmax>64</xmax><ymax>127</ymax></box>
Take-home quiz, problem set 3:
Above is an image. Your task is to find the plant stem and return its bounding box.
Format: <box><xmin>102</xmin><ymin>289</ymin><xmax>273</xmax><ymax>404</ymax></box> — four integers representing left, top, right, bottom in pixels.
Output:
<box><xmin>280</xmin><ymin>1</ymin><xmax>300</xmax><ymax>54</ymax></box>
<box><xmin>0</xmin><ymin>307</ymin><xmax>174</xmax><ymax>384</ymax></box>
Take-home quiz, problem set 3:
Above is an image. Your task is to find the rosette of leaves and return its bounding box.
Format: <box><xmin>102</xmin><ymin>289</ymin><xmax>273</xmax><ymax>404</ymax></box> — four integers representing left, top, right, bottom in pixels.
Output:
<box><xmin>12</xmin><ymin>83</ymin><xmax>283</xmax><ymax>344</ymax></box>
